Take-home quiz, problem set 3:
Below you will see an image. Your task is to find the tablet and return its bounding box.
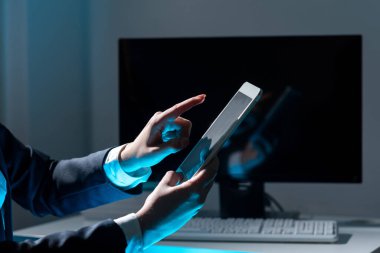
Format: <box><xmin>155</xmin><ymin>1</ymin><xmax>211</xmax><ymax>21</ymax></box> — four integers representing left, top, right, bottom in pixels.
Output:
<box><xmin>176</xmin><ymin>82</ymin><xmax>262</xmax><ymax>180</ymax></box>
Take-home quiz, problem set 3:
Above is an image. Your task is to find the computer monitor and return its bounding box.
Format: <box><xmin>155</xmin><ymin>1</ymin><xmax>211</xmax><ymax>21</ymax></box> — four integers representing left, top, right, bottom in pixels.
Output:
<box><xmin>119</xmin><ymin>35</ymin><xmax>362</xmax><ymax>218</ymax></box>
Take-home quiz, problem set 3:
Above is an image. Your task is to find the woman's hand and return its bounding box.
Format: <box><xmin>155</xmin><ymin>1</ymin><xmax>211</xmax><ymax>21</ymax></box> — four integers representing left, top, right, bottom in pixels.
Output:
<box><xmin>136</xmin><ymin>157</ymin><xmax>219</xmax><ymax>249</ymax></box>
<box><xmin>119</xmin><ymin>94</ymin><xmax>206</xmax><ymax>172</ymax></box>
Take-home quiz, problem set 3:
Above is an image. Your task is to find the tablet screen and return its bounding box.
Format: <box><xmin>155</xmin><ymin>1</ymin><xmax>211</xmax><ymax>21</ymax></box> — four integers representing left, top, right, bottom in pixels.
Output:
<box><xmin>177</xmin><ymin>91</ymin><xmax>255</xmax><ymax>180</ymax></box>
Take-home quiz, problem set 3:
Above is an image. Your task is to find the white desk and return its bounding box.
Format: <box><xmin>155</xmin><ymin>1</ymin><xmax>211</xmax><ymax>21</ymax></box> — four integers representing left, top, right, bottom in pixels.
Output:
<box><xmin>14</xmin><ymin>215</ymin><xmax>380</xmax><ymax>253</ymax></box>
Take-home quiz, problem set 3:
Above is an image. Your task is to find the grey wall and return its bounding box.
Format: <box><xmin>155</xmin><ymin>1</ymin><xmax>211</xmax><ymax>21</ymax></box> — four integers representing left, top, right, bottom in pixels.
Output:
<box><xmin>88</xmin><ymin>0</ymin><xmax>380</xmax><ymax>218</ymax></box>
<box><xmin>2</xmin><ymin>0</ymin><xmax>380</xmax><ymax>230</ymax></box>
<box><xmin>27</xmin><ymin>1</ymin><xmax>90</xmax><ymax>158</ymax></box>
<box><xmin>0</xmin><ymin>1</ymin><xmax>4</xmax><ymax>121</ymax></box>
<box><xmin>2</xmin><ymin>0</ymin><xmax>91</xmax><ymax>229</ymax></box>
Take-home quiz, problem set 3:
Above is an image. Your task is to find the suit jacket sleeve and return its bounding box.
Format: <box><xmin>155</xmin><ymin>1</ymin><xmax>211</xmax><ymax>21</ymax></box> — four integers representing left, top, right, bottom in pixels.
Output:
<box><xmin>0</xmin><ymin>123</ymin><xmax>141</xmax><ymax>252</ymax></box>
<box><xmin>1</xmin><ymin>219</ymin><xmax>127</xmax><ymax>253</ymax></box>
<box><xmin>2</xmin><ymin>124</ymin><xmax>141</xmax><ymax>216</ymax></box>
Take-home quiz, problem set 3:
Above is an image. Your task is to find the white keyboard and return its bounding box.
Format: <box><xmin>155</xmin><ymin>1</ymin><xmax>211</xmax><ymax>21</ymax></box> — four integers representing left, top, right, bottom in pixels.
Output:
<box><xmin>167</xmin><ymin>217</ymin><xmax>338</xmax><ymax>243</ymax></box>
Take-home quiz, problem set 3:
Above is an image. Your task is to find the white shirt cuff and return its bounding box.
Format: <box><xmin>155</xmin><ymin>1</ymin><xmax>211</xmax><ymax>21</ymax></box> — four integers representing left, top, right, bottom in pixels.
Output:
<box><xmin>103</xmin><ymin>145</ymin><xmax>152</xmax><ymax>190</ymax></box>
<box><xmin>114</xmin><ymin>213</ymin><xmax>143</xmax><ymax>253</ymax></box>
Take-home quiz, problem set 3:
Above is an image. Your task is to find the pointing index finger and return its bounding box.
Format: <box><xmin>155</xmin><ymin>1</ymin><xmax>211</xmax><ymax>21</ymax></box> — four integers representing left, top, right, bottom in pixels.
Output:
<box><xmin>158</xmin><ymin>94</ymin><xmax>206</xmax><ymax>121</ymax></box>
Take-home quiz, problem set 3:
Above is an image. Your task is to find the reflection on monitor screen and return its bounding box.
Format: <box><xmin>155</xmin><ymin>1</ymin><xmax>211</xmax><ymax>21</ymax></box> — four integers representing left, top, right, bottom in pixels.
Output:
<box><xmin>119</xmin><ymin>35</ymin><xmax>362</xmax><ymax>217</ymax></box>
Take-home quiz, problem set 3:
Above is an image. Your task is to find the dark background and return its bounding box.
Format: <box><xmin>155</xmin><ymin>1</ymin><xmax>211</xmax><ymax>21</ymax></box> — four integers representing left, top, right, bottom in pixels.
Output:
<box><xmin>119</xmin><ymin>35</ymin><xmax>362</xmax><ymax>184</ymax></box>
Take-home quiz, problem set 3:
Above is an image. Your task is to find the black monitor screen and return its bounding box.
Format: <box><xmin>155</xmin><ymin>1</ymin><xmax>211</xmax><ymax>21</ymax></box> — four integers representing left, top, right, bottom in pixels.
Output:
<box><xmin>119</xmin><ymin>35</ymin><xmax>362</xmax><ymax>184</ymax></box>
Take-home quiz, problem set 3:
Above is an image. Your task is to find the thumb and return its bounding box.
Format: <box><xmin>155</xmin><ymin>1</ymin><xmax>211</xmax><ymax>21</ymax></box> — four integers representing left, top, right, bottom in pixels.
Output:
<box><xmin>190</xmin><ymin>157</ymin><xmax>219</xmax><ymax>186</ymax></box>
<box><xmin>158</xmin><ymin>137</ymin><xmax>189</xmax><ymax>155</ymax></box>
<box><xmin>161</xmin><ymin>170</ymin><xmax>183</xmax><ymax>186</ymax></box>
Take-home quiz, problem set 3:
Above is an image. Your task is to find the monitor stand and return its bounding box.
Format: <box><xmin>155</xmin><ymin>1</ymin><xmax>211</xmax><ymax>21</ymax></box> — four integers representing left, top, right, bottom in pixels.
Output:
<box><xmin>218</xmin><ymin>179</ymin><xmax>301</xmax><ymax>219</ymax></box>
<box><xmin>219</xmin><ymin>179</ymin><xmax>265</xmax><ymax>218</ymax></box>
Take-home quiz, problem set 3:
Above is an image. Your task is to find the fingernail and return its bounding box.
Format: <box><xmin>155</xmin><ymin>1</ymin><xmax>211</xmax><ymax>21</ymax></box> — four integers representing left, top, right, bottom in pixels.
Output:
<box><xmin>198</xmin><ymin>94</ymin><xmax>206</xmax><ymax>101</ymax></box>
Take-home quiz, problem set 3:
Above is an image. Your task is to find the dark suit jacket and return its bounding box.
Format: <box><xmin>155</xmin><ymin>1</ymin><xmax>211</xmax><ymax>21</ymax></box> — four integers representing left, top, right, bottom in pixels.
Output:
<box><xmin>0</xmin><ymin>123</ymin><xmax>142</xmax><ymax>252</ymax></box>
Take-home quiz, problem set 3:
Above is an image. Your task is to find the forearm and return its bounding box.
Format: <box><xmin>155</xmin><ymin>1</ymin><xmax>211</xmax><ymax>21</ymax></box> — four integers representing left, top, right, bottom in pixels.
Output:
<box><xmin>11</xmin><ymin>146</ymin><xmax>141</xmax><ymax>217</ymax></box>
<box><xmin>1</xmin><ymin>219</ymin><xmax>126</xmax><ymax>253</ymax></box>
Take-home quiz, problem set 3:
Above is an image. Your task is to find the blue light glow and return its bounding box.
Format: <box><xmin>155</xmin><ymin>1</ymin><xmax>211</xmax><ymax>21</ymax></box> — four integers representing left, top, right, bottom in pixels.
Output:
<box><xmin>144</xmin><ymin>245</ymin><xmax>253</xmax><ymax>253</ymax></box>
<box><xmin>0</xmin><ymin>171</ymin><xmax>6</xmax><ymax>209</ymax></box>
